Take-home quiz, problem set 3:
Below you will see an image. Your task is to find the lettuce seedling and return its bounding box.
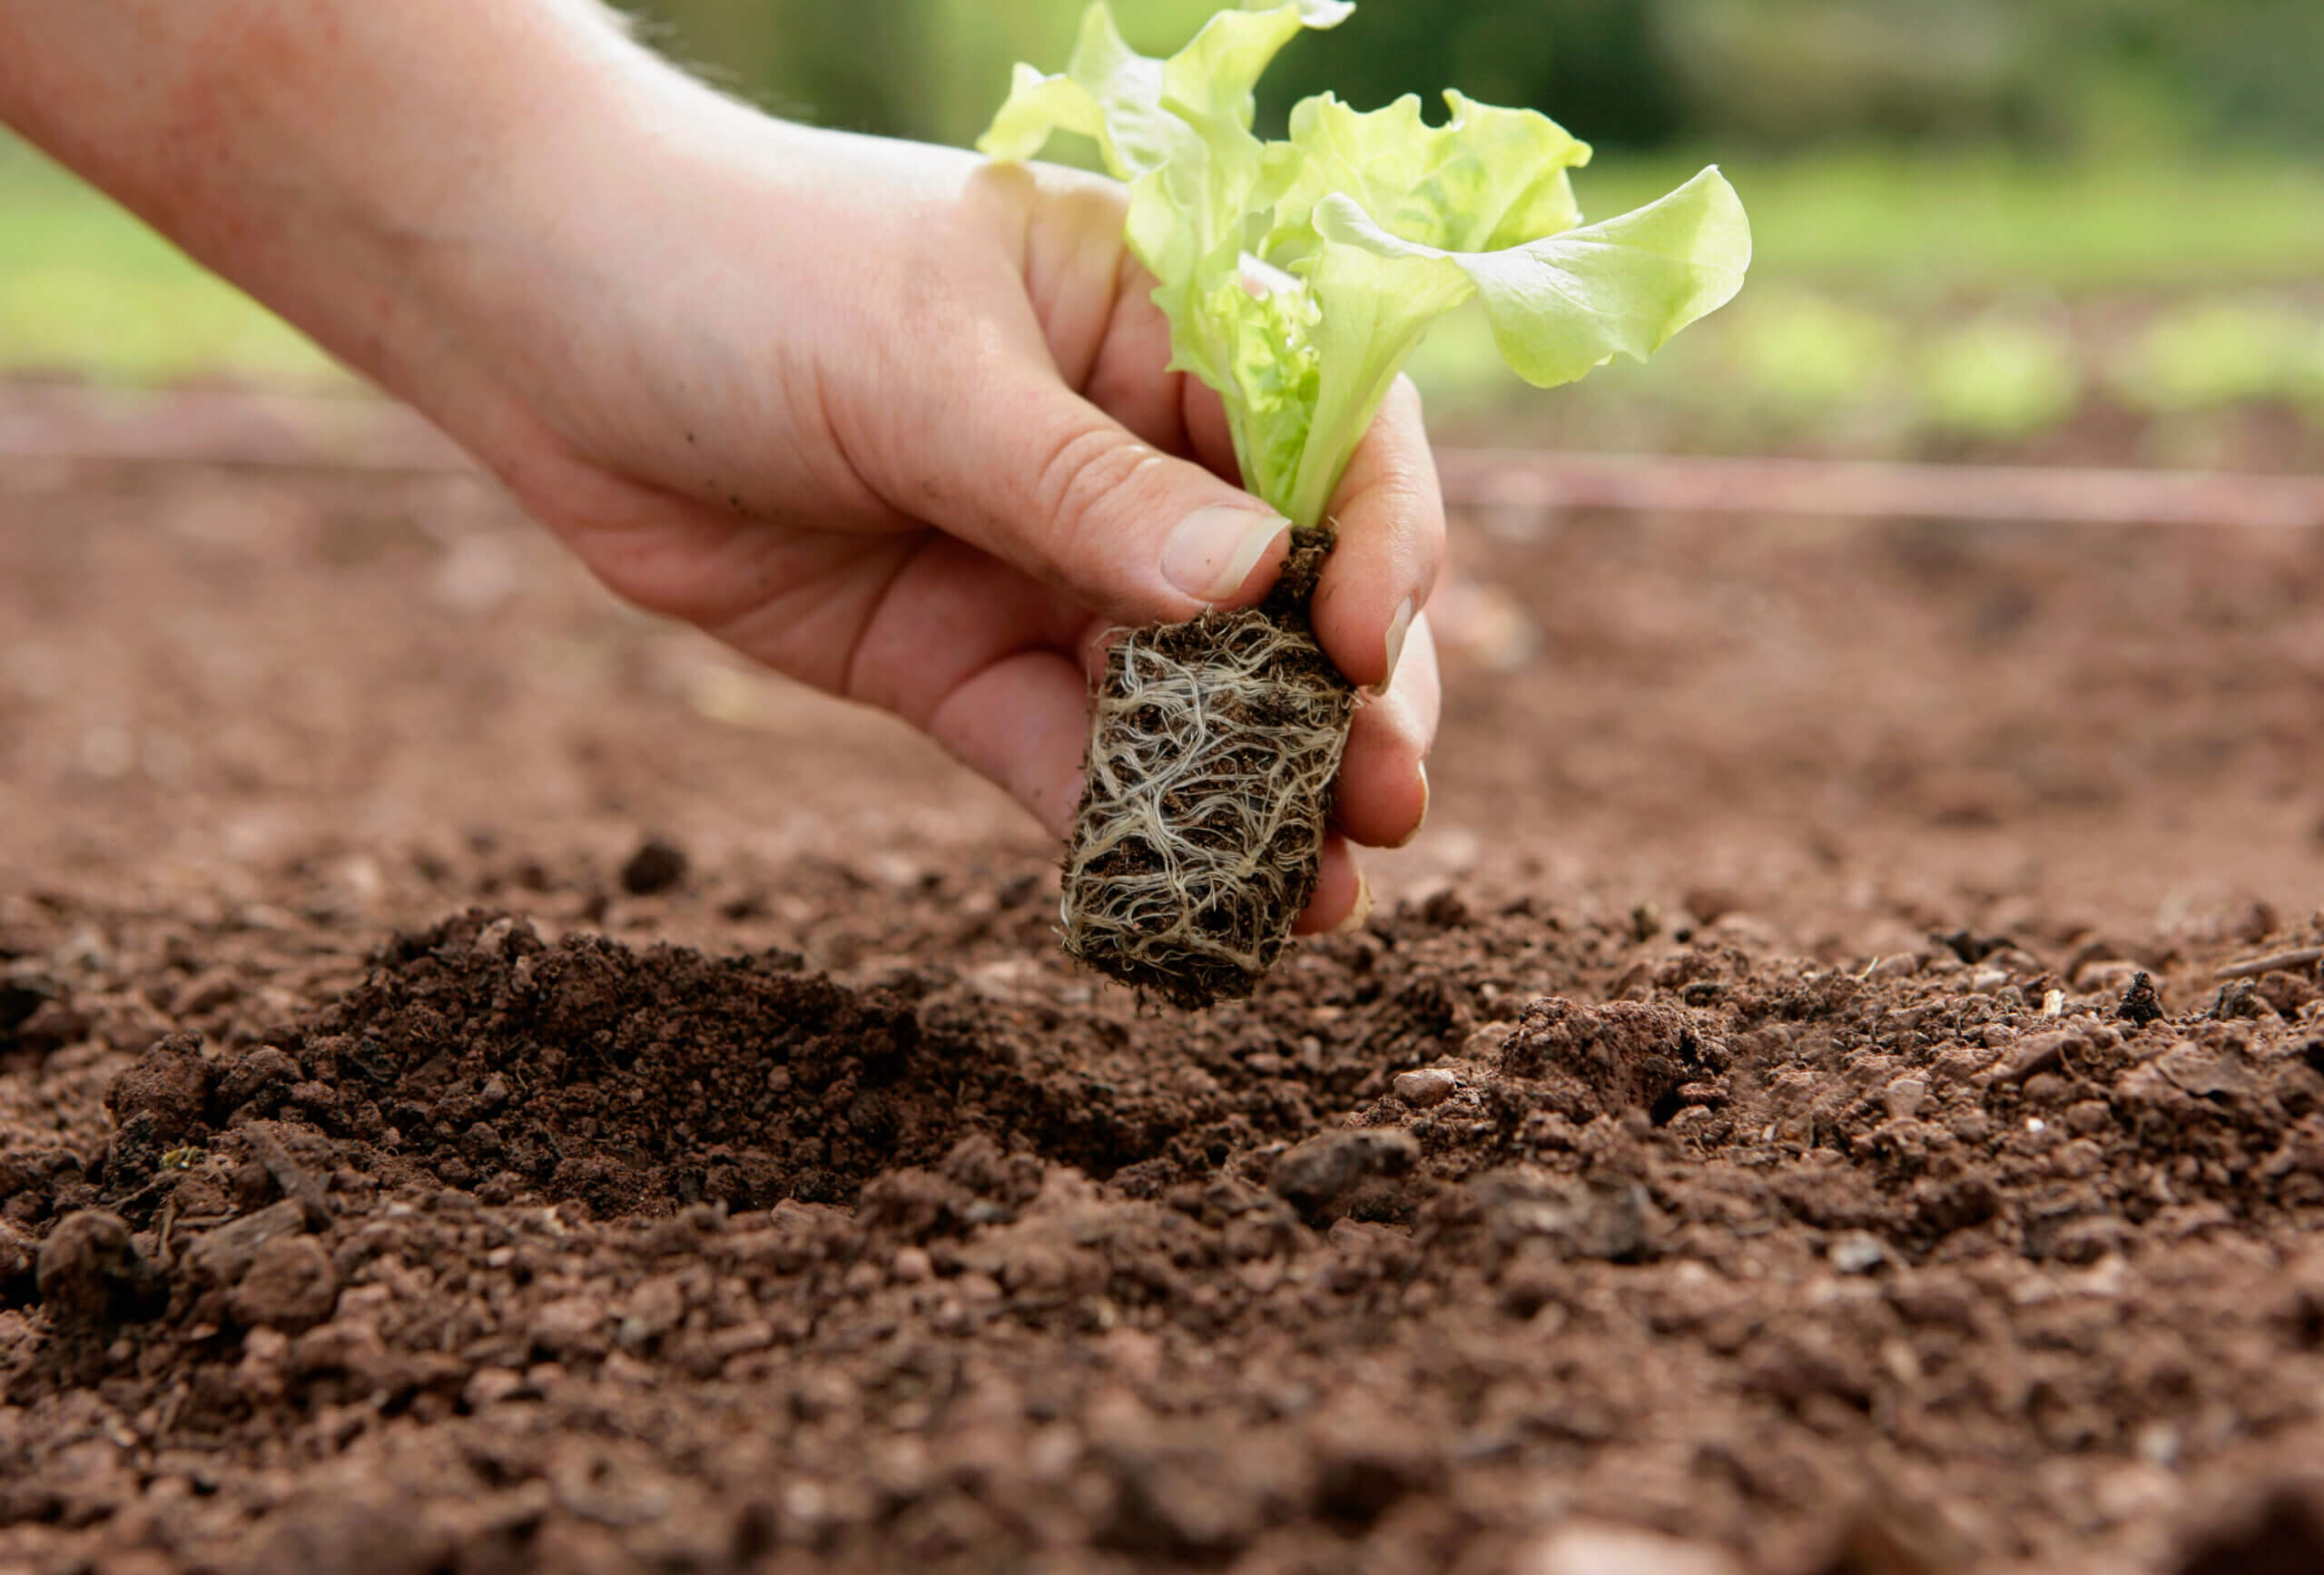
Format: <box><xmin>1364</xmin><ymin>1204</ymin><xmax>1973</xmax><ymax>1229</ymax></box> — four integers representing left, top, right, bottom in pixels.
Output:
<box><xmin>983</xmin><ymin>0</ymin><xmax>1749</xmax><ymax>1008</ymax></box>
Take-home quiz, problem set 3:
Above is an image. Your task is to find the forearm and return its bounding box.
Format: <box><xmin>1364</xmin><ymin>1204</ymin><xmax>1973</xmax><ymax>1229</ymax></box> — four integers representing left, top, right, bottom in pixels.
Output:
<box><xmin>0</xmin><ymin>0</ymin><xmax>675</xmax><ymax>406</ymax></box>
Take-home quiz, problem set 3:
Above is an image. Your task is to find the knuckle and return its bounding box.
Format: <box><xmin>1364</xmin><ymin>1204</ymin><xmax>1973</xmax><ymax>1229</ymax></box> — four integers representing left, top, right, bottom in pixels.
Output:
<box><xmin>1029</xmin><ymin>418</ymin><xmax>1152</xmax><ymax>556</ymax></box>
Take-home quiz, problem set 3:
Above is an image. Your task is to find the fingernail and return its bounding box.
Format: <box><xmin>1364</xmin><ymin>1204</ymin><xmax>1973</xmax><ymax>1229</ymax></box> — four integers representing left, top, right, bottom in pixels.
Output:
<box><xmin>1368</xmin><ymin>597</ymin><xmax>1415</xmax><ymax>696</ymax></box>
<box><xmin>1328</xmin><ymin>869</ymin><xmax>1374</xmax><ymax>934</ymax></box>
<box><xmin>1163</xmin><ymin>505</ymin><xmax>1289</xmax><ymax>604</ymax></box>
<box><xmin>1389</xmin><ymin>762</ymin><xmax>1429</xmax><ymax>850</ymax></box>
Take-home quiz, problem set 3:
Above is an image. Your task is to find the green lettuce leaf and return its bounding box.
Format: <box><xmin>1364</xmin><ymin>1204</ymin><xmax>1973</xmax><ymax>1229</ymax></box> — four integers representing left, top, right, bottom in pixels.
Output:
<box><xmin>979</xmin><ymin>3</ymin><xmax>1751</xmax><ymax>534</ymax></box>
<box><xmin>976</xmin><ymin>1</ymin><xmax>1344</xmax><ymax>489</ymax></box>
<box><xmin>1288</xmin><ymin>165</ymin><xmax>1749</xmax><ymax>526</ymax></box>
<box><xmin>1279</xmin><ymin>91</ymin><xmax>1590</xmax><ymax>256</ymax></box>
<box><xmin>976</xmin><ymin>2</ymin><xmax>1346</xmax><ymax>185</ymax></box>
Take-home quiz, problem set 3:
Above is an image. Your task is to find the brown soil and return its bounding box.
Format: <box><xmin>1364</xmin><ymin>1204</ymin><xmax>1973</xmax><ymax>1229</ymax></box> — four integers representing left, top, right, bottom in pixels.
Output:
<box><xmin>3</xmin><ymin>451</ymin><xmax>2324</xmax><ymax>1575</ymax></box>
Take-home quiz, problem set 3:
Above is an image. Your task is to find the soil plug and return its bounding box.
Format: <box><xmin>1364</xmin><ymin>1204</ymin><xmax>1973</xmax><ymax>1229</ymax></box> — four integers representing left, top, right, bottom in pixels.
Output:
<box><xmin>982</xmin><ymin>2</ymin><xmax>1749</xmax><ymax>1006</ymax></box>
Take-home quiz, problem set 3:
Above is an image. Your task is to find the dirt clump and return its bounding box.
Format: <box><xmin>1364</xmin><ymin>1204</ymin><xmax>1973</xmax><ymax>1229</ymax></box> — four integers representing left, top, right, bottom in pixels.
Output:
<box><xmin>215</xmin><ymin>911</ymin><xmax>1169</xmax><ymax>1215</ymax></box>
<box><xmin>32</xmin><ymin>1210</ymin><xmax>165</xmax><ymax>1330</ymax></box>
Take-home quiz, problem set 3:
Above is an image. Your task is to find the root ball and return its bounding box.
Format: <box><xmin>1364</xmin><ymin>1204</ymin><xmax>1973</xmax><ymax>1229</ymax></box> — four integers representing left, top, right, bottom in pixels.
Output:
<box><xmin>1060</xmin><ymin>601</ymin><xmax>1353</xmax><ymax>1009</ymax></box>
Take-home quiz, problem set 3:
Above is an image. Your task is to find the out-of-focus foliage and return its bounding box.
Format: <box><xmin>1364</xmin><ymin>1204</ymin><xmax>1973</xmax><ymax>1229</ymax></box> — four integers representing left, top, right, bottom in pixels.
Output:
<box><xmin>626</xmin><ymin>0</ymin><xmax>2324</xmax><ymax>156</ymax></box>
<box><xmin>1579</xmin><ymin>151</ymin><xmax>2324</xmax><ymax>292</ymax></box>
<box><xmin>626</xmin><ymin>0</ymin><xmax>1227</xmax><ymax>146</ymax></box>
<box><xmin>2110</xmin><ymin>300</ymin><xmax>2324</xmax><ymax>417</ymax></box>
<box><xmin>5</xmin><ymin>0</ymin><xmax>2320</xmax><ymax>472</ymax></box>
<box><xmin>1915</xmin><ymin>309</ymin><xmax>2082</xmax><ymax>439</ymax></box>
<box><xmin>1412</xmin><ymin>280</ymin><xmax>2324</xmax><ymax>462</ymax></box>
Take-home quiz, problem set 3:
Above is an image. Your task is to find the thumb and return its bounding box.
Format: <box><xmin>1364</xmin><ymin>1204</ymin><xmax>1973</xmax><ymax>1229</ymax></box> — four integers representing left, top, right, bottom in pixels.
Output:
<box><xmin>907</xmin><ymin>370</ymin><xmax>1291</xmax><ymax>623</ymax></box>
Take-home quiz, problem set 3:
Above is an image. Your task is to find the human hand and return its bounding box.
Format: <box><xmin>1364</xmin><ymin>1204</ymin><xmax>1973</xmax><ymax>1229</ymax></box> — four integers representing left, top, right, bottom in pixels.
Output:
<box><xmin>0</xmin><ymin>2</ymin><xmax>1440</xmax><ymax>930</ymax></box>
<box><xmin>447</xmin><ymin>78</ymin><xmax>1439</xmax><ymax>930</ymax></box>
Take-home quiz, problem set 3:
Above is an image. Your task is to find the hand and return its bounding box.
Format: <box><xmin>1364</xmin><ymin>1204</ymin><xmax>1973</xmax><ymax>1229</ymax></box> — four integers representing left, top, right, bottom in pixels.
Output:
<box><xmin>472</xmin><ymin>111</ymin><xmax>1442</xmax><ymax>930</ymax></box>
<box><xmin>0</xmin><ymin>2</ymin><xmax>1441</xmax><ymax>930</ymax></box>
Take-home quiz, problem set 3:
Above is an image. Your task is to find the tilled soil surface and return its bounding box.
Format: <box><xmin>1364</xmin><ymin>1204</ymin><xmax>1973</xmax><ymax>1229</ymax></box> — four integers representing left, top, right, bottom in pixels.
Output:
<box><xmin>4</xmin><ymin>451</ymin><xmax>2324</xmax><ymax>1575</ymax></box>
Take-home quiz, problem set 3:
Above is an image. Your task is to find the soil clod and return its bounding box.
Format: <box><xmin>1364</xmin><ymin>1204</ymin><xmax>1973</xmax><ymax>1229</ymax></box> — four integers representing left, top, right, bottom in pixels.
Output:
<box><xmin>619</xmin><ymin>836</ymin><xmax>690</xmax><ymax>897</ymax></box>
<box><xmin>1271</xmin><ymin>1128</ymin><xmax>1419</xmax><ymax>1220</ymax></box>
<box><xmin>2118</xmin><ymin>970</ymin><xmax>2168</xmax><ymax>1025</ymax></box>
<box><xmin>2172</xmin><ymin>1481</ymin><xmax>2324</xmax><ymax>1575</ymax></box>
<box><xmin>34</xmin><ymin>1209</ymin><xmax>167</xmax><ymax>1327</ymax></box>
<box><xmin>1392</xmin><ymin>1067</ymin><xmax>1458</xmax><ymax>1107</ymax></box>
<box><xmin>223</xmin><ymin>1234</ymin><xmax>340</xmax><ymax>1331</ymax></box>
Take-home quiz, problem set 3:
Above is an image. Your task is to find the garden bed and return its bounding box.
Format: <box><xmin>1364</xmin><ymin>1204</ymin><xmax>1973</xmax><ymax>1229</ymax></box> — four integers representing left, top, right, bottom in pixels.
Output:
<box><xmin>3</xmin><ymin>454</ymin><xmax>2322</xmax><ymax>1573</ymax></box>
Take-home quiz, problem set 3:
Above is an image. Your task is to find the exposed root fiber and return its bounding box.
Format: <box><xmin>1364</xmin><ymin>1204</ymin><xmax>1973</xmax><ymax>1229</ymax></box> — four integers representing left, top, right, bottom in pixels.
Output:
<box><xmin>1060</xmin><ymin>546</ymin><xmax>1353</xmax><ymax>1009</ymax></box>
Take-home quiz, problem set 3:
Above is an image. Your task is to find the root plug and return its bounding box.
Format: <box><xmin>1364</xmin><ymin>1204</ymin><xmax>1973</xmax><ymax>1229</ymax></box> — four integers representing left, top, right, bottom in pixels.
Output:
<box><xmin>1061</xmin><ymin>535</ymin><xmax>1350</xmax><ymax>1009</ymax></box>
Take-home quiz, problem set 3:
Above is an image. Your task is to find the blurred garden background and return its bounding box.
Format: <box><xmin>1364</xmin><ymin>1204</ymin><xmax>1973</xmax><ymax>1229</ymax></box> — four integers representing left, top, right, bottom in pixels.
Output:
<box><xmin>4</xmin><ymin>0</ymin><xmax>2322</xmax><ymax>468</ymax></box>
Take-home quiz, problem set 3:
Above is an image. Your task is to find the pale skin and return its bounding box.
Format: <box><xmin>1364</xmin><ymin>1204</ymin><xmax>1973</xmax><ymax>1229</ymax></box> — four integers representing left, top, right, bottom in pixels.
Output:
<box><xmin>0</xmin><ymin>0</ymin><xmax>1442</xmax><ymax>932</ymax></box>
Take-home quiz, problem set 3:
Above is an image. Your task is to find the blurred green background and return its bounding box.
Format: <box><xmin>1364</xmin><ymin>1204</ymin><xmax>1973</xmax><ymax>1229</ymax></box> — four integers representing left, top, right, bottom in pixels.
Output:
<box><xmin>4</xmin><ymin>0</ymin><xmax>2321</xmax><ymax>467</ymax></box>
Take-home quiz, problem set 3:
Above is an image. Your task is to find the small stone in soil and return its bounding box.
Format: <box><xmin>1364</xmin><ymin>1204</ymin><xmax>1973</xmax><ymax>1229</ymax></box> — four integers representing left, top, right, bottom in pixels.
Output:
<box><xmin>1392</xmin><ymin>1068</ymin><xmax>1457</xmax><ymax>1108</ymax></box>
<box><xmin>1883</xmin><ymin>1076</ymin><xmax>1928</xmax><ymax>1121</ymax></box>
<box><xmin>1827</xmin><ymin>1232</ymin><xmax>1887</xmax><ymax>1275</ymax></box>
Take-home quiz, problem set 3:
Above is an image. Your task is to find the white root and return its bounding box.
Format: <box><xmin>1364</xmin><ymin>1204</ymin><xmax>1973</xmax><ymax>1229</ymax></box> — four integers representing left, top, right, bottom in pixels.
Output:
<box><xmin>1059</xmin><ymin>608</ymin><xmax>1353</xmax><ymax>1008</ymax></box>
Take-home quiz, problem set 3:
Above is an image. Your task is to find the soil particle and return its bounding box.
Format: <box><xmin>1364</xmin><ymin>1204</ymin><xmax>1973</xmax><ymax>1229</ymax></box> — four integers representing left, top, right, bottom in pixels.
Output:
<box><xmin>215</xmin><ymin>1045</ymin><xmax>301</xmax><ymax>1120</ymax></box>
<box><xmin>103</xmin><ymin>1030</ymin><xmax>216</xmax><ymax>1143</ymax></box>
<box><xmin>182</xmin><ymin>1197</ymin><xmax>309</xmax><ymax>1286</ymax></box>
<box><xmin>531</xmin><ymin>1294</ymin><xmax>611</xmax><ymax>1356</ymax></box>
<box><xmin>1517</xmin><ymin>1521</ymin><xmax>1744</xmax><ymax>1575</ymax></box>
<box><xmin>1</xmin><ymin>975</ymin><xmax>87</xmax><ymax>1058</ymax></box>
<box><xmin>33</xmin><ymin>1209</ymin><xmax>165</xmax><ymax>1327</ymax></box>
<box><xmin>2171</xmin><ymin>1481</ymin><xmax>2324</xmax><ymax>1575</ymax></box>
<box><xmin>0</xmin><ymin>1218</ymin><xmax>34</xmax><ymax>1297</ymax></box>
<box><xmin>618</xmin><ymin>836</ymin><xmax>689</xmax><ymax>897</ymax></box>
<box><xmin>1310</xmin><ymin>1395</ymin><xmax>1447</xmax><ymax>1523</ymax></box>
<box><xmin>2120</xmin><ymin>970</ymin><xmax>2168</xmax><ymax>1026</ymax></box>
<box><xmin>1270</xmin><ymin>1128</ymin><xmax>1419</xmax><ymax>1220</ymax></box>
<box><xmin>1827</xmin><ymin>1230</ymin><xmax>1888</xmax><ymax>1274</ymax></box>
<box><xmin>1096</xmin><ymin>1426</ymin><xmax>1295</xmax><ymax>1560</ymax></box>
<box><xmin>238</xmin><ymin>1476</ymin><xmax>456</xmax><ymax>1575</ymax></box>
<box><xmin>1443</xmin><ymin>1167</ymin><xmax>1659</xmax><ymax>1273</ymax></box>
<box><xmin>222</xmin><ymin>1234</ymin><xmax>339</xmax><ymax>1331</ymax></box>
<box><xmin>1496</xmin><ymin>996</ymin><xmax>1722</xmax><ymax>1123</ymax></box>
